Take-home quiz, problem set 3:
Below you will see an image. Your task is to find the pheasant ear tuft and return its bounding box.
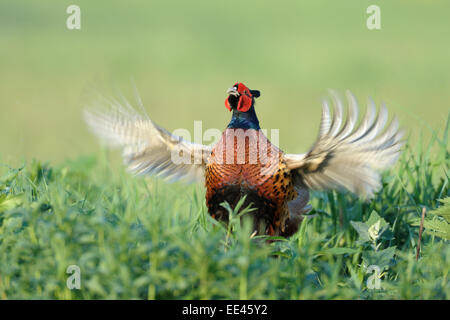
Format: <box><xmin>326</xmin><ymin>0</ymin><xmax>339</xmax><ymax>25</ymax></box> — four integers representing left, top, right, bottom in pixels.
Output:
<box><xmin>250</xmin><ymin>90</ymin><xmax>260</xmax><ymax>98</ymax></box>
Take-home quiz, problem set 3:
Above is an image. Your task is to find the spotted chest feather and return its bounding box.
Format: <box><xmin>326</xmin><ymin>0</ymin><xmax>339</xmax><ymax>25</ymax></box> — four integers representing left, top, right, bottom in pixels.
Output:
<box><xmin>204</xmin><ymin>129</ymin><xmax>297</xmax><ymax>234</ymax></box>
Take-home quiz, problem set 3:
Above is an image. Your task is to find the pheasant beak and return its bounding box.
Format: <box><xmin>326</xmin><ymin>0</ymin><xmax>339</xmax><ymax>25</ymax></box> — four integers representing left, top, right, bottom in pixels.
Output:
<box><xmin>227</xmin><ymin>87</ymin><xmax>239</xmax><ymax>97</ymax></box>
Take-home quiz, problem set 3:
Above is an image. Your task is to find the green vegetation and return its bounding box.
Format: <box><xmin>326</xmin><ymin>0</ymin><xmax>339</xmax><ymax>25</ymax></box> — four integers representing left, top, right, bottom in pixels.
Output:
<box><xmin>0</xmin><ymin>0</ymin><xmax>449</xmax><ymax>300</ymax></box>
<box><xmin>0</xmin><ymin>118</ymin><xmax>448</xmax><ymax>299</ymax></box>
<box><xmin>417</xmin><ymin>198</ymin><xmax>450</xmax><ymax>241</ymax></box>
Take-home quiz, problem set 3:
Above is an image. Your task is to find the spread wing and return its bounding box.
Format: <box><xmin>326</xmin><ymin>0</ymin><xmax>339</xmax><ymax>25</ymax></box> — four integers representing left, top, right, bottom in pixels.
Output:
<box><xmin>284</xmin><ymin>90</ymin><xmax>405</xmax><ymax>198</ymax></box>
<box><xmin>84</xmin><ymin>94</ymin><xmax>211</xmax><ymax>183</ymax></box>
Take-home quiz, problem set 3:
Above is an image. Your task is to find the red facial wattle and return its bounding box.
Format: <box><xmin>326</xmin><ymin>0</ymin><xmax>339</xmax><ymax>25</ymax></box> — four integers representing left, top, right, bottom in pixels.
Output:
<box><xmin>236</xmin><ymin>83</ymin><xmax>253</xmax><ymax>112</ymax></box>
<box><xmin>225</xmin><ymin>82</ymin><xmax>253</xmax><ymax>112</ymax></box>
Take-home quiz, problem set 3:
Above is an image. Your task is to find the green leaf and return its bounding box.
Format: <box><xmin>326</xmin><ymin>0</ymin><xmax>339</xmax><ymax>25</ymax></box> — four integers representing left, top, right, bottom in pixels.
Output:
<box><xmin>350</xmin><ymin>221</ymin><xmax>370</xmax><ymax>243</ymax></box>
<box><xmin>429</xmin><ymin>198</ymin><xmax>450</xmax><ymax>223</ymax></box>
<box><xmin>423</xmin><ymin>219</ymin><xmax>450</xmax><ymax>240</ymax></box>
<box><xmin>414</xmin><ymin>198</ymin><xmax>450</xmax><ymax>240</ymax></box>
<box><xmin>362</xmin><ymin>246</ymin><xmax>396</xmax><ymax>270</ymax></box>
<box><xmin>322</xmin><ymin>247</ymin><xmax>359</xmax><ymax>255</ymax></box>
<box><xmin>0</xmin><ymin>193</ymin><xmax>24</xmax><ymax>213</ymax></box>
<box><xmin>351</xmin><ymin>211</ymin><xmax>393</xmax><ymax>245</ymax></box>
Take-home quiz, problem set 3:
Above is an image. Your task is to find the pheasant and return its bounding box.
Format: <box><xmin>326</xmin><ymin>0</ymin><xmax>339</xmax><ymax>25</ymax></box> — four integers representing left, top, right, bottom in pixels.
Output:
<box><xmin>84</xmin><ymin>82</ymin><xmax>404</xmax><ymax>237</ymax></box>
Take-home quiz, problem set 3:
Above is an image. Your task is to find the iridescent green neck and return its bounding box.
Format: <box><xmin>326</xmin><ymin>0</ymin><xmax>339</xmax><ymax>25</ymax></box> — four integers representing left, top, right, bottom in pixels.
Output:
<box><xmin>227</xmin><ymin>105</ymin><xmax>260</xmax><ymax>130</ymax></box>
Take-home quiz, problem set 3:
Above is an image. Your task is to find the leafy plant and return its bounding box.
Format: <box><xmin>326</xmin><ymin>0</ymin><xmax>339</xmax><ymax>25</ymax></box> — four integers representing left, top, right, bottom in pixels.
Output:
<box><xmin>0</xmin><ymin>116</ymin><xmax>448</xmax><ymax>299</ymax></box>
<box><xmin>422</xmin><ymin>198</ymin><xmax>450</xmax><ymax>240</ymax></box>
<box><xmin>351</xmin><ymin>211</ymin><xmax>396</xmax><ymax>272</ymax></box>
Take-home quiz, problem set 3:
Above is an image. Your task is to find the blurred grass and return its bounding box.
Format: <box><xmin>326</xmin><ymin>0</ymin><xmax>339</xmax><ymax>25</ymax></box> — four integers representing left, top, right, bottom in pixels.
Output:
<box><xmin>0</xmin><ymin>0</ymin><xmax>449</xmax><ymax>164</ymax></box>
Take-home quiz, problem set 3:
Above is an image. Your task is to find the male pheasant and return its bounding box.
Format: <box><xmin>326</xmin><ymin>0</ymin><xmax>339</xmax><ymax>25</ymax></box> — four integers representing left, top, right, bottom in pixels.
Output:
<box><xmin>84</xmin><ymin>82</ymin><xmax>404</xmax><ymax>238</ymax></box>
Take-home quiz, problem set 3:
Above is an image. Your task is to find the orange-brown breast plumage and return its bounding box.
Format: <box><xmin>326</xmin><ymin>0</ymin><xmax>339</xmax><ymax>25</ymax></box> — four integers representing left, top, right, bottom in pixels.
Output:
<box><xmin>205</xmin><ymin>128</ymin><xmax>297</xmax><ymax>235</ymax></box>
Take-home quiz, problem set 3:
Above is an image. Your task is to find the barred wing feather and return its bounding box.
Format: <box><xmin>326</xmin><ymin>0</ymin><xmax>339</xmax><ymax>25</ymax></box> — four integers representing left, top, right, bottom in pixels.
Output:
<box><xmin>284</xmin><ymin>90</ymin><xmax>404</xmax><ymax>198</ymax></box>
<box><xmin>84</xmin><ymin>95</ymin><xmax>211</xmax><ymax>183</ymax></box>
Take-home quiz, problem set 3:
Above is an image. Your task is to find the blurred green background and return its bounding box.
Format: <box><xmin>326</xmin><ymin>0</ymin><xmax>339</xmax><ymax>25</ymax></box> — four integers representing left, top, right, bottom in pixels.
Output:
<box><xmin>1</xmin><ymin>0</ymin><xmax>449</xmax><ymax>165</ymax></box>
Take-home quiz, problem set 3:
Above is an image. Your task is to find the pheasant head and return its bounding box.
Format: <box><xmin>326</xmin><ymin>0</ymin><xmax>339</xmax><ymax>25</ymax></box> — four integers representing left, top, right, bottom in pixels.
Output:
<box><xmin>225</xmin><ymin>82</ymin><xmax>261</xmax><ymax>129</ymax></box>
<box><xmin>225</xmin><ymin>82</ymin><xmax>260</xmax><ymax>112</ymax></box>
